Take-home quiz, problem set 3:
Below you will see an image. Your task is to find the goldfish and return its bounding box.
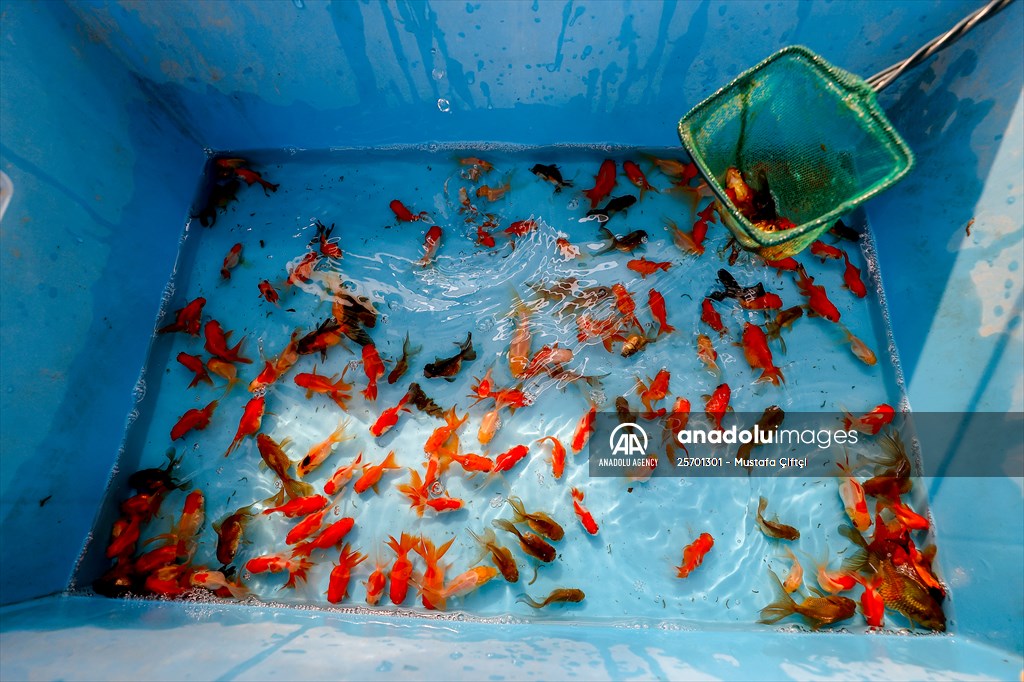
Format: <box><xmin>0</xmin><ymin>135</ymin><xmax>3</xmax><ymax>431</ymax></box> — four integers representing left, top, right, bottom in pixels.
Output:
<box><xmin>676</xmin><ymin>532</ymin><xmax>714</xmax><ymax>578</ymax></box>
<box><xmin>620</xmin><ymin>330</ymin><xmax>656</xmax><ymax>358</ymax></box>
<box><xmin>627</xmin><ymin>257</ymin><xmax>671</xmax><ymax>278</ymax></box>
<box><xmin>647</xmin><ymin>289</ymin><xmax>675</xmax><ymax>336</ymax></box>
<box><xmin>285</xmin><ymin>251</ymin><xmax>319</xmax><ymax>288</ymax></box>
<box><xmin>246</xmin><ymin>554</ymin><xmax>314</xmax><ymax>589</ymax></box>
<box><xmin>665</xmin><ymin>217</ymin><xmax>706</xmax><ymax>256</ymax></box>
<box><xmin>325</xmin><ymin>544</ymin><xmax>367</xmax><ymax>604</ymax></box>
<box><xmin>508</xmin><ymin>496</ymin><xmax>564</xmax><ymax>541</ymax></box>
<box><xmin>880</xmin><ymin>498</ymin><xmax>929</xmax><ymax>532</ymax></box>
<box><xmin>504</xmin><ymin>218</ymin><xmax>537</xmax><ymax>237</ymax></box>
<box><xmin>623</xmin><ymin>160</ymin><xmax>657</xmax><ymax>200</ymax></box>
<box><xmin>839</xmin><ymin>325</ymin><xmax>877</xmax><ymax>366</ymax></box>
<box><xmin>293</xmin><ymin>367</ymin><xmax>351</xmax><ymax>409</ymax></box>
<box><xmin>703</xmin><ymin>383</ymin><xmax>731</xmax><ymax>431</ymax></box>
<box><xmin>569</xmin><ymin>487</ymin><xmax>599</xmax><ymax>535</ymax></box>
<box><xmin>764</xmin><ymin>256</ymin><xmax>800</xmax><ymax>271</ymax></box>
<box><xmin>296</xmin><ymin>419</ymin><xmax>351</xmax><ymax>478</ymax></box>
<box><xmin>424</xmin><ymin>407</ymin><xmax>468</xmax><ymax>455</ymax></box>
<box><xmin>158</xmin><ymin>297</ymin><xmax>206</xmax><ymax>336</ymax></box>
<box><xmin>144</xmin><ymin>564</ymin><xmax>193</xmax><ymax>597</ymax></box>
<box><xmin>204</xmin><ymin>320</ymin><xmax>251</xmax><ymax>365</ymax></box>
<box><xmin>361</xmin><ymin>342</ymin><xmax>386</xmax><ymax>401</ymax></box>
<box><xmin>476</xmin><ymin>224</ymin><xmax>496</xmax><ymax>248</ymax></box>
<box><xmin>407</xmin><ymin>382</ymin><xmax>444</xmax><ymax>419</ymax></box>
<box><xmin>364</xmin><ymin>557</ymin><xmax>389</xmax><ymax>606</ymax></box>
<box><xmin>584</xmin><ymin>159</ymin><xmax>616</xmax><ymax>208</ymax></box>
<box><xmin>521</xmin><ymin>344</ymin><xmax>573</xmax><ymax>381</ymax></box>
<box><xmin>371</xmin><ymin>392</ymin><xmax>411</xmax><ymax>438</ymax></box>
<box><xmin>385</xmin><ymin>532</ymin><xmax>418</xmax><ymax>605</ymax></box>
<box><xmin>794</xmin><ymin>264</ymin><xmax>841</xmax><ymax>322</ymax></box>
<box><xmin>701</xmin><ymin>298</ymin><xmax>726</xmax><ymax>335</ymax></box>
<box><xmin>390</xmin><ymin>199</ymin><xmax>428</xmax><ymax>222</ymax></box>
<box><xmin>449</xmin><ymin>451</ymin><xmax>496</xmax><ymax>474</ymax></box>
<box><xmin>736</xmin><ymin>406</ymin><xmax>785</xmax><ymax>468</ymax></box>
<box><xmin>643</xmin><ymin>155</ymin><xmax>696</xmax><ymax>180</ymax></box>
<box><xmin>421</xmin><ymin>566</ymin><xmax>498</xmax><ymax>611</ymax></box>
<box><xmin>133</xmin><ymin>543</ymin><xmax>180</xmax><ymax>575</ymax></box>
<box><xmin>595</xmin><ymin>226</ymin><xmax>647</xmax><ymax>254</ymax></box>
<box><xmin>147</xmin><ymin>489</ymin><xmax>204</xmax><ymax>558</ymax></box>
<box><xmin>468</xmin><ymin>527</ymin><xmax>519</xmax><ymax>583</ymax></box>
<box><xmin>353</xmin><ymin>451</ymin><xmax>400</xmax><ymax>494</ymax></box>
<box><xmin>233</xmin><ymin>167</ymin><xmax>279</xmax><ymax>195</ymax></box>
<box><xmin>387</xmin><ymin>333</ymin><xmax>421</xmax><ymax>385</ymax></box>
<box><xmin>220</xmin><ymin>243</ymin><xmax>242</xmax><ymax>279</ymax></box>
<box><xmin>106</xmin><ymin>516</ymin><xmax>141</xmax><ymax>559</ymax></box>
<box><xmin>253</xmin><ymin>433</ymin><xmax>312</xmax><ymax>500</ymax></box>
<box><xmin>262</xmin><ymin>494</ymin><xmax>328</xmax><ymax>518</ymax></box>
<box><xmin>810</xmin><ymin>240</ymin><xmax>844</xmax><ymax>261</ymax></box>
<box><xmin>530</xmin><ymin>163</ymin><xmax>572</xmax><ymax>192</ymax></box>
<box><xmin>284</xmin><ymin>506</ymin><xmax>331</xmax><ymax>546</ymax></box>
<box><xmin>571</xmin><ymin>404</ymin><xmax>597</xmax><ymax>453</ymax></box>
<box><xmin>313</xmin><ymin>220</ymin><xmax>343</xmax><ymax>259</ymax></box>
<box><xmin>170</xmin><ymin>400</ymin><xmax>218</xmax><ymax>441</ymax></box>
<box><xmin>213</xmin><ymin>502</ymin><xmax>257</xmax><ymax>566</ymax></box>
<box><xmin>764</xmin><ymin>306</ymin><xmax>803</xmax><ymax>352</ymax></box>
<box><xmin>415</xmin><ymin>535</ymin><xmax>457</xmax><ymax>610</ymax></box>
<box><xmin>759</xmin><ymin>569</ymin><xmax>857</xmax><ymax>630</ymax></box>
<box><xmin>460</xmin><ymin>156</ymin><xmax>494</xmax><ymax>172</ymax></box>
<box><xmin>120</xmin><ymin>491</ymin><xmax>167</xmax><ymax>522</ymax></box>
<box><xmin>740</xmin><ymin>322</ymin><xmax>785</xmax><ymax>385</ymax></box>
<box><xmin>611</xmin><ymin>283</ymin><xmax>642</xmax><ymax>330</ymax></box>
<box><xmin>492</xmin><ymin>444</ymin><xmax>530</xmax><ymax>473</ymax></box>
<box><xmin>696</xmin><ymin>334</ymin><xmax>720</xmax><ymax>375</ymax></box>
<box><xmin>755</xmin><ymin>496</ymin><xmax>800</xmax><ymax>540</ymax></box>
<box><xmin>536</xmin><ymin>436</ymin><xmax>565</xmax><ymax>479</ymax></box>
<box><xmin>176</xmin><ymin>352</ymin><xmax>213</xmax><ymax>388</ymax></box>
<box><xmin>224</xmin><ymin>394</ymin><xmax>265</xmax><ymax>457</ymax></box>
<box><xmin>662</xmin><ymin>397</ymin><xmax>691</xmax><ymax>453</ymax></box>
<box><xmin>837</xmin><ymin>454</ymin><xmax>871</xmax><ymax>531</ymax></box>
<box><xmin>739</xmin><ymin>293</ymin><xmax>784</xmax><ymax>311</ymax></box>
<box><xmin>424</xmin><ymin>332</ymin><xmax>476</xmax><ymax>381</ymax></box>
<box><xmin>320</xmin><ymin>453</ymin><xmax>362</xmax><ymax>496</ymax></box>
<box><xmin>508</xmin><ymin>302</ymin><xmax>532</xmax><ymax>378</ymax></box>
<box><xmin>518</xmin><ymin>588</ymin><xmax>585</xmax><ymax>608</ymax></box>
<box><xmin>296</xmin><ymin>318</ymin><xmax>345</xmax><ymax>363</ymax></box>
<box><xmin>841</xmin><ymin>252</ymin><xmax>867</xmax><ymax>298</ymax></box>
<box><xmin>476</xmin><ymin>181</ymin><xmax>511</xmax><ymax>202</ymax></box>
<box><xmin>190</xmin><ymin>570</ymin><xmax>249</xmax><ymax>600</ymax></box>
<box><xmin>468</xmin><ymin>367</ymin><xmax>495</xmax><ymax>403</ymax></box>
<box><xmin>415</xmin><ymin>225</ymin><xmax>444</xmax><ymax>267</ymax></box>
<box><xmin>397</xmin><ymin>469</ymin><xmax>464</xmax><ymax>516</ymax></box>
<box><xmin>576</xmin><ymin>313</ymin><xmax>627</xmax><ymax>352</ymax></box>
<box><xmin>842</xmin><ymin>404</ymin><xmax>896</xmax><ymax>436</ymax></box>
<box><xmin>477</xmin><ymin>408</ymin><xmax>502</xmax><ymax>446</ymax></box>
<box><xmin>814</xmin><ymin>553</ymin><xmax>858</xmax><ymax>593</ymax></box>
<box><xmin>855</xmin><ymin>573</ymin><xmax>886</xmax><ymax>628</ymax></box>
<box><xmin>781</xmin><ymin>547</ymin><xmax>804</xmax><ymax>593</ymax></box>
<box><xmin>493</xmin><ymin>518</ymin><xmax>556</xmax><ymax>562</ymax></box>
<box><xmin>637</xmin><ymin>369</ymin><xmax>671</xmax><ymax>415</ymax></box>
<box><xmin>555</xmin><ymin>236</ymin><xmax>581</xmax><ymax>260</ymax></box>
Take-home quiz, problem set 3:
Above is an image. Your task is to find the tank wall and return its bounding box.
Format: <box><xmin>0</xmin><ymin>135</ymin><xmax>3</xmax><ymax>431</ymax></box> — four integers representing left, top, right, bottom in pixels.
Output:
<box><xmin>0</xmin><ymin>1</ymin><xmax>203</xmax><ymax>604</ymax></box>
<box><xmin>67</xmin><ymin>0</ymin><xmax>982</xmax><ymax>149</ymax></box>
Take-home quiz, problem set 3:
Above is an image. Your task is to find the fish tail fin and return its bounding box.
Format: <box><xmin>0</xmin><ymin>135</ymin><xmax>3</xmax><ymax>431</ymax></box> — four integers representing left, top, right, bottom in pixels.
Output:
<box><xmin>757</xmin><ymin>569</ymin><xmax>798</xmax><ymax>624</ymax></box>
<box><xmin>757</xmin><ymin>366</ymin><xmax>785</xmax><ymax>386</ymax></box>
<box><xmin>659</xmin><ymin>322</ymin><xmax>677</xmax><ymax>336</ymax></box>
<box><xmin>283</xmin><ymin>558</ymin><xmax>314</xmax><ymax>589</ymax></box>
<box><xmin>284</xmin><ymin>478</ymin><xmax>315</xmax><ymax>500</ymax></box>
<box><xmin>516</xmin><ymin>593</ymin><xmax>544</xmax><ymax>609</ymax></box>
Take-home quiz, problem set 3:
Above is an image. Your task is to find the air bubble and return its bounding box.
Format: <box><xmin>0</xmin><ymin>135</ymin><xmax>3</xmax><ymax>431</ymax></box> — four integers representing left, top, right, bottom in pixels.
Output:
<box><xmin>432</xmin><ymin>68</ymin><xmax>446</xmax><ymax>80</ymax></box>
<box><xmin>490</xmin><ymin>493</ymin><xmax>506</xmax><ymax>508</ymax></box>
<box><xmin>437</xmin><ymin>98</ymin><xmax>451</xmax><ymax>113</ymax></box>
<box><xmin>476</xmin><ymin>317</ymin><xmax>495</xmax><ymax>332</ymax></box>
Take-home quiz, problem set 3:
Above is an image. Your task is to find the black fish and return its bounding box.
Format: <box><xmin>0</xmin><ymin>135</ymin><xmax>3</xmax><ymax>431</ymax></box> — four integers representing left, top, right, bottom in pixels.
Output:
<box><xmin>334</xmin><ymin>292</ymin><xmax>377</xmax><ymax>329</ymax></box>
<box><xmin>530</xmin><ymin>164</ymin><xmax>573</xmax><ymax>192</ymax></box>
<box><xmin>595</xmin><ymin>227</ymin><xmax>648</xmax><ymax>254</ymax></box>
<box><xmin>128</xmin><ymin>449</ymin><xmax>184</xmax><ymax>494</ymax></box>
<box><xmin>423</xmin><ymin>332</ymin><xmax>477</xmax><ymax>381</ymax></box>
<box><xmin>708</xmin><ymin>269</ymin><xmax>766</xmax><ymax>302</ymax></box>
<box><xmin>193</xmin><ymin>178</ymin><xmax>240</xmax><ymax>227</ymax></box>
<box><xmin>388</xmin><ymin>332</ymin><xmax>422</xmax><ymax>385</ymax></box>
<box><xmin>615</xmin><ymin>396</ymin><xmax>638</xmax><ymax>425</ymax></box>
<box><xmin>829</xmin><ymin>219</ymin><xmax>861</xmax><ymax>243</ymax></box>
<box><xmin>583</xmin><ymin>194</ymin><xmax>637</xmax><ymax>223</ymax></box>
<box><xmin>296</xmin><ymin>318</ymin><xmax>345</xmax><ymax>360</ymax></box>
<box><xmin>407</xmin><ymin>382</ymin><xmax>444</xmax><ymax>418</ymax></box>
<box><xmin>736</xmin><ymin>406</ymin><xmax>785</xmax><ymax>471</ymax></box>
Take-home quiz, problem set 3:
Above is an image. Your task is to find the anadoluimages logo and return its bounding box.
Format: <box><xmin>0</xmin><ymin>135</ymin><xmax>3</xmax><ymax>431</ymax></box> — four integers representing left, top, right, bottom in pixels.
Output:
<box><xmin>609</xmin><ymin>422</ymin><xmax>648</xmax><ymax>456</ymax></box>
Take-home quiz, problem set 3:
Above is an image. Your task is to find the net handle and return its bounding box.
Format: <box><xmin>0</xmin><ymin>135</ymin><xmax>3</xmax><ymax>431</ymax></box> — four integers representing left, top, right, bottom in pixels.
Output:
<box><xmin>866</xmin><ymin>0</ymin><xmax>1015</xmax><ymax>92</ymax></box>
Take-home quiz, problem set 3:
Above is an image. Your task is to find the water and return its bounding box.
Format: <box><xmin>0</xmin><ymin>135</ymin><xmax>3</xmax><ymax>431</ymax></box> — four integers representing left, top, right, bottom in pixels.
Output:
<box><xmin>88</xmin><ymin>147</ymin><xmax>933</xmax><ymax>630</ymax></box>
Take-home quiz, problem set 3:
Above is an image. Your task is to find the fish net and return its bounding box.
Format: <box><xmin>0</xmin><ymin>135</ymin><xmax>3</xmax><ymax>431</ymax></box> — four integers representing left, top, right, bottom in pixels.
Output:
<box><xmin>678</xmin><ymin>45</ymin><xmax>914</xmax><ymax>260</ymax></box>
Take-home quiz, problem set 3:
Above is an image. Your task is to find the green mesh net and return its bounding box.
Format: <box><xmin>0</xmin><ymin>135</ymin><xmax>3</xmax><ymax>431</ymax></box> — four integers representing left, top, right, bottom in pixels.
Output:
<box><xmin>678</xmin><ymin>45</ymin><xmax>914</xmax><ymax>259</ymax></box>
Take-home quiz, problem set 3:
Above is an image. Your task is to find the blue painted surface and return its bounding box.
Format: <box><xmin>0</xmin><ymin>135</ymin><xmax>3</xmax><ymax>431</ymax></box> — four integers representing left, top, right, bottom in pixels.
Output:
<box><xmin>0</xmin><ymin>0</ymin><xmax>1021</xmax><ymax>678</ymax></box>
<box><xmin>0</xmin><ymin>1</ymin><xmax>202</xmax><ymax>605</ymax></box>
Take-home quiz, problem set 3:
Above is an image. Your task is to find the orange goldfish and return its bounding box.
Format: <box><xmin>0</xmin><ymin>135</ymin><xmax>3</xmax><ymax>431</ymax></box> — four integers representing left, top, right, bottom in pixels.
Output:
<box><xmin>584</xmin><ymin>159</ymin><xmax>616</xmax><ymax>209</ymax></box>
<box><xmin>353</xmin><ymin>451</ymin><xmax>400</xmax><ymax>494</ymax></box>
<box><xmin>837</xmin><ymin>454</ymin><xmax>871</xmax><ymax>531</ymax></box>
<box><xmin>491</xmin><ymin>444</ymin><xmax>529</xmax><ymax>473</ymax></box>
<box><xmin>571</xmin><ymin>404</ymin><xmax>597</xmax><ymax>453</ymax></box>
<box><xmin>258</xmin><ymin>280</ymin><xmax>280</xmax><ymax>305</ymax></box>
<box><xmin>206</xmin><ymin>358</ymin><xmax>242</xmax><ymax>392</ymax></box>
<box><xmin>794</xmin><ymin>264</ymin><xmax>841</xmax><ymax>322</ymax></box>
<box><xmin>676</xmin><ymin>532</ymin><xmax>714</xmax><ymax>578</ymax></box>
<box><xmin>759</xmin><ymin>569</ymin><xmax>856</xmax><ymax>629</ymax></box>
<box><xmin>204</xmin><ymin>320</ymin><xmax>251</xmax><ymax>364</ymax></box>
<box><xmin>297</xmin><ymin>419</ymin><xmax>351</xmax><ymax>478</ymax></box>
<box><xmin>361</xmin><ymin>343</ymin><xmax>385</xmax><ymax>401</ymax></box>
<box><xmin>841</xmin><ymin>404</ymin><xmax>895</xmax><ymax>435</ymax></box>
<box><xmin>478</xmin><ymin>408</ymin><xmax>502</xmax><ymax>445</ymax></box>
<box><xmin>704</xmin><ymin>383</ymin><xmax>731</xmax><ymax>431</ymax></box>
<box><xmin>371</xmin><ymin>392</ymin><xmax>411</xmax><ymax>437</ymax></box>
<box><xmin>782</xmin><ymin>547</ymin><xmax>804</xmax><ymax>593</ymax></box>
<box><xmin>537</xmin><ymin>436</ymin><xmax>566</xmax><ymax>479</ymax></box>
<box><xmin>647</xmin><ymin>289</ymin><xmax>675</xmax><ymax>336</ymax></box>
<box><xmin>623</xmin><ymin>160</ymin><xmax>657</xmax><ymax>200</ymax></box>
<box><xmin>415</xmin><ymin>535</ymin><xmax>457</xmax><ymax>610</ymax></box>
<box><xmin>611</xmin><ymin>283</ymin><xmax>642</xmax><ymax>330</ymax></box>
<box><xmin>284</xmin><ymin>506</ymin><xmax>331</xmax><ymax>546</ymax></box>
<box><xmin>191</xmin><ymin>569</ymin><xmax>249</xmax><ymax>599</ymax></box>
<box><xmin>292</xmin><ymin>517</ymin><xmax>356</xmax><ymax>559</ymax></box>
<box><xmin>397</xmin><ymin>469</ymin><xmax>464</xmax><ymax>516</ymax></box>
<box><xmin>170</xmin><ymin>400</ymin><xmax>218</xmax><ymax>441</ymax></box>
<box><xmin>262</xmin><ymin>494</ymin><xmax>328</xmax><ymax>518</ymax></box>
<box><xmin>326</xmin><ymin>544</ymin><xmax>367</xmax><ymax>604</ymax></box>
<box><xmin>224</xmin><ymin>394</ymin><xmax>265</xmax><ymax>457</ymax></box>
<box><xmin>637</xmin><ymin>369</ymin><xmax>670</xmax><ymax>415</ymax></box>
<box><xmin>323</xmin><ymin>453</ymin><xmax>364</xmax><ymax>496</ymax></box>
<box><xmin>570</xmin><ymin>487</ymin><xmax>599</xmax><ymax>535</ymax></box>
<box><xmin>220</xmin><ymin>243</ymin><xmax>242</xmax><ymax>279</ymax></box>
<box><xmin>385</xmin><ymin>532</ymin><xmax>418</xmax><ymax>605</ymax></box>
<box><xmin>158</xmin><ymin>297</ymin><xmax>206</xmax><ymax>336</ymax></box>
<box><xmin>294</xmin><ymin>367</ymin><xmax>352</xmax><ymax>409</ymax></box>
<box><xmin>246</xmin><ymin>554</ymin><xmax>314</xmax><ymax>589</ymax></box>
<box><xmin>285</xmin><ymin>251</ymin><xmax>319</xmax><ymax>288</ymax></box>
<box><xmin>627</xmin><ymin>257</ymin><xmax>671</xmax><ymax>278</ymax></box>
<box><xmin>740</xmin><ymin>322</ymin><xmax>785</xmax><ymax>385</ymax></box>
<box><xmin>696</xmin><ymin>334</ymin><xmax>720</xmax><ymax>375</ymax></box>
<box><xmin>701</xmin><ymin>298</ymin><xmax>726</xmax><ymax>334</ymax></box>
<box><xmin>842</xmin><ymin>252</ymin><xmax>867</xmax><ymax>298</ymax></box>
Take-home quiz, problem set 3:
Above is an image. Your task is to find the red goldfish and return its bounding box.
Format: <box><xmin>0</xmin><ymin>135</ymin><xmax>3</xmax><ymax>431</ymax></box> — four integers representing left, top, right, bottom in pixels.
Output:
<box><xmin>584</xmin><ymin>159</ymin><xmax>616</xmax><ymax>208</ymax></box>
<box><xmin>397</xmin><ymin>469</ymin><xmax>464</xmax><ymax>516</ymax></box>
<box><xmin>314</xmin><ymin>220</ymin><xmax>343</xmax><ymax>259</ymax></box>
<box><xmin>285</xmin><ymin>251</ymin><xmax>319</xmax><ymax>288</ymax></box>
<box><xmin>294</xmin><ymin>367</ymin><xmax>351</xmax><ymax>409</ymax></box>
<box><xmin>676</xmin><ymin>532</ymin><xmax>714</xmax><ymax>578</ymax></box>
<box><xmin>637</xmin><ymin>369</ymin><xmax>670</xmax><ymax>415</ymax></box>
<box><xmin>741</xmin><ymin>322</ymin><xmax>785</xmax><ymax>385</ymax></box>
<box><xmin>570</xmin><ymin>487</ymin><xmax>599</xmax><ymax>535</ymax></box>
<box><xmin>361</xmin><ymin>343</ymin><xmax>385</xmax><ymax>401</ymax></box>
<box><xmin>701</xmin><ymin>298</ymin><xmax>726</xmax><ymax>334</ymax></box>
<box><xmin>611</xmin><ymin>283</ymin><xmax>642</xmax><ymax>330</ymax></box>
<box><xmin>353</xmin><ymin>451</ymin><xmax>400</xmax><ymax>494</ymax></box>
<box><xmin>704</xmin><ymin>383</ymin><xmax>731</xmax><ymax>430</ymax></box>
<box><xmin>764</xmin><ymin>257</ymin><xmax>800</xmax><ymax>271</ymax></box>
<box><xmin>390</xmin><ymin>199</ymin><xmax>428</xmax><ymax>222</ymax></box>
<box><xmin>385</xmin><ymin>532</ymin><xmax>418</xmax><ymax>605</ymax></box>
<box><xmin>571</xmin><ymin>404</ymin><xmax>597</xmax><ymax>453</ymax></box>
<box><xmin>232</xmin><ymin>167</ymin><xmax>279</xmax><ymax>195</ymax></box>
<box><xmin>204</xmin><ymin>320</ymin><xmax>251</xmax><ymax>364</ymax></box>
<box><xmin>323</xmin><ymin>454</ymin><xmax>364</xmax><ymax>496</ymax></box>
<box><xmin>262</xmin><ymin>494</ymin><xmax>328</xmax><ymax>518</ymax></box>
<box><xmin>158</xmin><ymin>297</ymin><xmax>206</xmax><ymax>336</ymax></box>
<box><xmin>856</xmin><ymin>573</ymin><xmax>886</xmax><ymax>628</ymax></box>
<box><xmin>176</xmin><ymin>352</ymin><xmax>213</xmax><ymax>388</ymax></box>
<box><xmin>416</xmin><ymin>535</ymin><xmax>457</xmax><ymax>610</ymax></box>
<box><xmin>170</xmin><ymin>400</ymin><xmax>218</xmax><ymax>441</ymax></box>
<box><xmin>841</xmin><ymin>252</ymin><xmax>867</xmax><ymax>298</ymax></box>
<box><xmin>245</xmin><ymin>554</ymin><xmax>314</xmax><ymax>589</ymax></box>
<box><xmin>537</xmin><ymin>436</ymin><xmax>566</xmax><ymax>479</ymax></box>
<box><xmin>326</xmin><ymin>544</ymin><xmax>367</xmax><ymax>604</ymax></box>
<box><xmin>794</xmin><ymin>264</ymin><xmax>841</xmax><ymax>322</ymax></box>
<box><xmin>224</xmin><ymin>394</ymin><xmax>264</xmax><ymax>457</ymax></box>
<box><xmin>284</xmin><ymin>506</ymin><xmax>331</xmax><ymax>546</ymax></box>
<box><xmin>623</xmin><ymin>160</ymin><xmax>657</xmax><ymax>200</ymax></box>
<box><xmin>415</xmin><ymin>225</ymin><xmax>443</xmax><ymax>267</ymax></box>
<box><xmin>491</xmin><ymin>444</ymin><xmax>529</xmax><ymax>473</ymax></box>
<box><xmin>696</xmin><ymin>334</ymin><xmax>720</xmax><ymax>375</ymax></box>
<box><xmin>841</xmin><ymin>404</ymin><xmax>895</xmax><ymax>435</ymax></box>
<box><xmin>627</xmin><ymin>257</ymin><xmax>671</xmax><ymax>278</ymax></box>
<box><xmin>220</xmin><ymin>243</ymin><xmax>242</xmax><ymax>279</ymax></box>
<box><xmin>810</xmin><ymin>241</ymin><xmax>844</xmax><ymax>261</ymax></box>
<box><xmin>837</xmin><ymin>455</ymin><xmax>870</xmax><ymax>531</ymax></box>
<box><xmin>364</xmin><ymin>558</ymin><xmax>389</xmax><ymax>606</ymax></box>
<box><xmin>648</xmin><ymin>288</ymin><xmax>675</xmax><ymax>336</ymax></box>
<box><xmin>370</xmin><ymin>392</ymin><xmax>411</xmax><ymax>437</ymax></box>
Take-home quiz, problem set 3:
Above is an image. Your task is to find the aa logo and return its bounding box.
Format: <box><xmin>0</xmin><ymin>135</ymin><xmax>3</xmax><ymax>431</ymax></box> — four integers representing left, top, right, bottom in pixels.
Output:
<box><xmin>609</xmin><ymin>422</ymin><xmax>648</xmax><ymax>456</ymax></box>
